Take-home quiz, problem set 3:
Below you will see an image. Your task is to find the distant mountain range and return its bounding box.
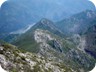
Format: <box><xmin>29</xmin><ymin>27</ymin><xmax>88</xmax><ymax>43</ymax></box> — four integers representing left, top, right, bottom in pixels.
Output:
<box><xmin>0</xmin><ymin>0</ymin><xmax>95</xmax><ymax>34</ymax></box>
<box><xmin>56</xmin><ymin>10</ymin><xmax>96</xmax><ymax>35</ymax></box>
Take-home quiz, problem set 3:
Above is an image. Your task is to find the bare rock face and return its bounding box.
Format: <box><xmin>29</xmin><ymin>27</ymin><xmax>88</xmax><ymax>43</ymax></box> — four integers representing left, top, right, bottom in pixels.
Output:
<box><xmin>34</xmin><ymin>29</ymin><xmax>54</xmax><ymax>43</ymax></box>
<box><xmin>34</xmin><ymin>29</ymin><xmax>63</xmax><ymax>58</ymax></box>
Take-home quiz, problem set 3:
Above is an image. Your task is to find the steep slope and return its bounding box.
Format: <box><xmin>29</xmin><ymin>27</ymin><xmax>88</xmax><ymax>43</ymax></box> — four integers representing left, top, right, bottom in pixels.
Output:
<box><xmin>0</xmin><ymin>42</ymin><xmax>76</xmax><ymax>72</ymax></box>
<box><xmin>56</xmin><ymin>10</ymin><xmax>96</xmax><ymax>35</ymax></box>
<box><xmin>85</xmin><ymin>25</ymin><xmax>96</xmax><ymax>59</ymax></box>
<box><xmin>12</xmin><ymin>18</ymin><xmax>64</xmax><ymax>53</ymax></box>
<box><xmin>0</xmin><ymin>24</ymin><xmax>34</xmax><ymax>43</ymax></box>
<box><xmin>12</xmin><ymin>19</ymin><xmax>96</xmax><ymax>72</ymax></box>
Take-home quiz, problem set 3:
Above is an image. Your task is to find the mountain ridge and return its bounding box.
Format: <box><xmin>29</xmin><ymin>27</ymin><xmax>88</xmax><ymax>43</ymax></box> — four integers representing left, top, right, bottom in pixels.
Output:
<box><xmin>56</xmin><ymin>10</ymin><xmax>96</xmax><ymax>35</ymax></box>
<box><xmin>11</xmin><ymin>18</ymin><xmax>96</xmax><ymax>72</ymax></box>
<box><xmin>0</xmin><ymin>0</ymin><xmax>95</xmax><ymax>36</ymax></box>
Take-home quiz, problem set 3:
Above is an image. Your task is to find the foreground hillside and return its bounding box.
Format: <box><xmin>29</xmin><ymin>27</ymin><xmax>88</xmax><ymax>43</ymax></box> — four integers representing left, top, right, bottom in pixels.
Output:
<box><xmin>0</xmin><ymin>42</ymin><xmax>76</xmax><ymax>72</ymax></box>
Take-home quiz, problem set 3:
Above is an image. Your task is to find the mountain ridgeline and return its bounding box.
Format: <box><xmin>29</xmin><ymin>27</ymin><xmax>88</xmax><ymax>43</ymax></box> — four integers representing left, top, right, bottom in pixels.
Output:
<box><xmin>12</xmin><ymin>18</ymin><xmax>65</xmax><ymax>53</ymax></box>
<box><xmin>56</xmin><ymin>10</ymin><xmax>96</xmax><ymax>35</ymax></box>
<box><xmin>0</xmin><ymin>0</ymin><xmax>95</xmax><ymax>35</ymax></box>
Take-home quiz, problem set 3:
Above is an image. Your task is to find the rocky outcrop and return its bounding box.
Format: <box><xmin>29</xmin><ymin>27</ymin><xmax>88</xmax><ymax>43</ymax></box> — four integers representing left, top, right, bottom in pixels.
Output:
<box><xmin>34</xmin><ymin>29</ymin><xmax>63</xmax><ymax>58</ymax></box>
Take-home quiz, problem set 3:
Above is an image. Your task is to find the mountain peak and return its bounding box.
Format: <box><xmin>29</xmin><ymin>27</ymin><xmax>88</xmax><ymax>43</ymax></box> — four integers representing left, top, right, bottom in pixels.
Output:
<box><xmin>30</xmin><ymin>18</ymin><xmax>55</xmax><ymax>30</ymax></box>
<box><xmin>41</xmin><ymin>18</ymin><xmax>50</xmax><ymax>24</ymax></box>
<box><xmin>40</xmin><ymin>18</ymin><xmax>54</xmax><ymax>26</ymax></box>
<box><xmin>71</xmin><ymin>10</ymin><xmax>96</xmax><ymax>19</ymax></box>
<box><xmin>34</xmin><ymin>18</ymin><xmax>65</xmax><ymax>37</ymax></box>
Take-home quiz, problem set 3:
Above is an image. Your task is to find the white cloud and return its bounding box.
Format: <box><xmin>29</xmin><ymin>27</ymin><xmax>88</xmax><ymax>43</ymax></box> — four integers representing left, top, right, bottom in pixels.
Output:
<box><xmin>0</xmin><ymin>0</ymin><xmax>6</xmax><ymax>7</ymax></box>
<box><xmin>89</xmin><ymin>0</ymin><xmax>96</xmax><ymax>7</ymax></box>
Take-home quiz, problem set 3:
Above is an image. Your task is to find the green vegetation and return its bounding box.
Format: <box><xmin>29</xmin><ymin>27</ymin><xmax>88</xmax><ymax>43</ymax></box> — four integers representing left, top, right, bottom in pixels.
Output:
<box><xmin>0</xmin><ymin>42</ymin><xmax>77</xmax><ymax>72</ymax></box>
<box><xmin>13</xmin><ymin>32</ymin><xmax>40</xmax><ymax>53</ymax></box>
<box><xmin>62</xmin><ymin>39</ymin><xmax>76</xmax><ymax>53</ymax></box>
